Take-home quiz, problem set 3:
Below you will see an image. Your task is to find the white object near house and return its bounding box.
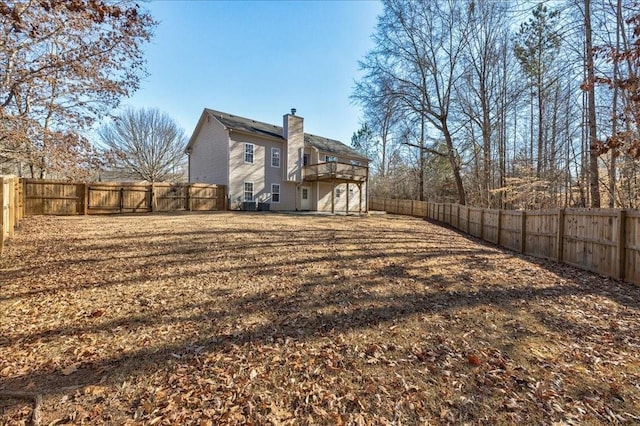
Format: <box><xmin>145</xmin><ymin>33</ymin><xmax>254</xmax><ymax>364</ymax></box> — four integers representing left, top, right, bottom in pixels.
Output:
<box><xmin>186</xmin><ymin>109</ymin><xmax>369</xmax><ymax>213</ymax></box>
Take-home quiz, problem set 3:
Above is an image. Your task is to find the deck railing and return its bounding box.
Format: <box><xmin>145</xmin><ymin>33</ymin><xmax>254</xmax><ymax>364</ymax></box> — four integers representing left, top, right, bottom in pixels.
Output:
<box><xmin>302</xmin><ymin>161</ymin><xmax>368</xmax><ymax>182</ymax></box>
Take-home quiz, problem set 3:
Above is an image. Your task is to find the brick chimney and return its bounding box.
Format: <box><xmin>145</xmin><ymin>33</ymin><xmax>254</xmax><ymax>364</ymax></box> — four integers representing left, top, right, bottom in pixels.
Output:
<box><xmin>283</xmin><ymin>109</ymin><xmax>304</xmax><ymax>182</ymax></box>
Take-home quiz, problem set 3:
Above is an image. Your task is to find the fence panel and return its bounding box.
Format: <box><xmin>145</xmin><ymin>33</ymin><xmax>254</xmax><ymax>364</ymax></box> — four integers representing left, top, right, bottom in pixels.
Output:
<box><xmin>369</xmin><ymin>197</ymin><xmax>382</xmax><ymax>211</ymax></box>
<box><xmin>563</xmin><ymin>209</ymin><xmax>619</xmax><ymax>278</ymax></box>
<box><xmin>398</xmin><ymin>199</ymin><xmax>412</xmax><ymax>215</ymax></box>
<box><xmin>87</xmin><ymin>183</ymin><xmax>149</xmax><ymax>214</ymax></box>
<box><xmin>413</xmin><ymin>200</ymin><xmax>428</xmax><ymax>217</ymax></box>
<box><xmin>459</xmin><ymin>206</ymin><xmax>469</xmax><ymax>233</ymax></box>
<box><xmin>500</xmin><ymin>211</ymin><xmax>522</xmax><ymax>252</ymax></box>
<box><xmin>24</xmin><ymin>179</ymin><xmax>82</xmax><ymax>214</ymax></box>
<box><xmin>155</xmin><ymin>183</ymin><xmax>187</xmax><ymax>212</ymax></box>
<box><xmin>524</xmin><ymin>210</ymin><xmax>558</xmax><ymax>260</ymax></box>
<box><xmin>468</xmin><ymin>208</ymin><xmax>483</xmax><ymax>238</ymax></box>
<box><xmin>625</xmin><ymin>212</ymin><xmax>640</xmax><ymax>285</ymax></box>
<box><xmin>483</xmin><ymin>210</ymin><xmax>499</xmax><ymax>244</ymax></box>
<box><xmin>189</xmin><ymin>184</ymin><xmax>225</xmax><ymax>211</ymax></box>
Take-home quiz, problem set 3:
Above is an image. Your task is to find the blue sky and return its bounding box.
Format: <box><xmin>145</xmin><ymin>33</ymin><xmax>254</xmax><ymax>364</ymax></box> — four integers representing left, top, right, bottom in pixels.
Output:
<box><xmin>123</xmin><ymin>0</ymin><xmax>382</xmax><ymax>145</ymax></box>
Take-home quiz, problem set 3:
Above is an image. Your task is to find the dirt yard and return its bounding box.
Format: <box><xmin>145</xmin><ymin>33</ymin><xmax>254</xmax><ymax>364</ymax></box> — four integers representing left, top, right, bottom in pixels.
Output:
<box><xmin>1</xmin><ymin>212</ymin><xmax>639</xmax><ymax>424</ymax></box>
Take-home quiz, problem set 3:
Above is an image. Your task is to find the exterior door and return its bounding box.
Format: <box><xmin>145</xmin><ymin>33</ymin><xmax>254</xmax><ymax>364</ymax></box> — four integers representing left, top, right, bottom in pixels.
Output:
<box><xmin>300</xmin><ymin>186</ymin><xmax>311</xmax><ymax>210</ymax></box>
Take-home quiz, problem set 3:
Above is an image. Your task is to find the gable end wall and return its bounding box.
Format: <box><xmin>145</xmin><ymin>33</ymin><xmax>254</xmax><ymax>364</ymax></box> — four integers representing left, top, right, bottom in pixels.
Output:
<box><xmin>189</xmin><ymin>116</ymin><xmax>230</xmax><ymax>185</ymax></box>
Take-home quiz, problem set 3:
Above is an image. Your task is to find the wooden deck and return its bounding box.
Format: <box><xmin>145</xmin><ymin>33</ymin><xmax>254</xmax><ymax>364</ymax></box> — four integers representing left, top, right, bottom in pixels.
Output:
<box><xmin>302</xmin><ymin>161</ymin><xmax>368</xmax><ymax>183</ymax></box>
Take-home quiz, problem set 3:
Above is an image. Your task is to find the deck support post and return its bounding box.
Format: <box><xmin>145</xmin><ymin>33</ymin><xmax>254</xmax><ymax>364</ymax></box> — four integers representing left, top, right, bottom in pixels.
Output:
<box><xmin>346</xmin><ymin>183</ymin><xmax>349</xmax><ymax>215</ymax></box>
<box><xmin>331</xmin><ymin>179</ymin><xmax>335</xmax><ymax>214</ymax></box>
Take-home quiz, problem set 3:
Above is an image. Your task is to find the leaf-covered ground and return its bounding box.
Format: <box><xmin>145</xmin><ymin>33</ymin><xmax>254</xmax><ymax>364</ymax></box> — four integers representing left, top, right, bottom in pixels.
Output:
<box><xmin>1</xmin><ymin>212</ymin><xmax>639</xmax><ymax>425</ymax></box>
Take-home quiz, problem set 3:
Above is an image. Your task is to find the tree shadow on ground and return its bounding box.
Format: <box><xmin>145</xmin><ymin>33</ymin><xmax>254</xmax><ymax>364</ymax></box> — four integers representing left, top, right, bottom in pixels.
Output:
<box><xmin>1</xmin><ymin>213</ymin><xmax>639</xmax><ymax>422</ymax></box>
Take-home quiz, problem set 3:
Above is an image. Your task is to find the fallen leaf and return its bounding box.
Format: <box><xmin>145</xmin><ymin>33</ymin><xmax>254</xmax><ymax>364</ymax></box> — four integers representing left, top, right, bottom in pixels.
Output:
<box><xmin>468</xmin><ymin>354</ymin><xmax>482</xmax><ymax>366</ymax></box>
<box><xmin>61</xmin><ymin>364</ymin><xmax>78</xmax><ymax>376</ymax></box>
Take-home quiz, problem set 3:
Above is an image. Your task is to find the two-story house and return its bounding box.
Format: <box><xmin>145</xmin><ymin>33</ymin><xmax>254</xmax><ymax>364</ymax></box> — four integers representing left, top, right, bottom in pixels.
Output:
<box><xmin>186</xmin><ymin>108</ymin><xmax>369</xmax><ymax>213</ymax></box>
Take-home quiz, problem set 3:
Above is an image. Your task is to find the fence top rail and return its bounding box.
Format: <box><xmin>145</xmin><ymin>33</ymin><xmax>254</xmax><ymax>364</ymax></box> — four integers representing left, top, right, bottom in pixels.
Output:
<box><xmin>23</xmin><ymin>178</ymin><xmax>78</xmax><ymax>185</ymax></box>
<box><xmin>89</xmin><ymin>182</ymin><xmax>154</xmax><ymax>187</ymax></box>
<box><xmin>522</xmin><ymin>210</ymin><xmax>562</xmax><ymax>216</ymax></box>
<box><xmin>377</xmin><ymin>199</ymin><xmax>640</xmax><ymax>216</ymax></box>
<box><xmin>564</xmin><ymin>209</ymin><xmax>624</xmax><ymax>217</ymax></box>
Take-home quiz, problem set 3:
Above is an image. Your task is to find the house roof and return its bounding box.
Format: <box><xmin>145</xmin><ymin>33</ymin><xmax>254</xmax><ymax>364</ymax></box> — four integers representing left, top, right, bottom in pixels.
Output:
<box><xmin>199</xmin><ymin>109</ymin><xmax>369</xmax><ymax>161</ymax></box>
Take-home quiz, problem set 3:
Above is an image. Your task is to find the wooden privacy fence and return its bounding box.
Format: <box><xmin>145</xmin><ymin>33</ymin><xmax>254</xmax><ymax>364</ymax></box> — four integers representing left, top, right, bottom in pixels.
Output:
<box><xmin>370</xmin><ymin>197</ymin><xmax>640</xmax><ymax>286</ymax></box>
<box><xmin>0</xmin><ymin>176</ymin><xmax>24</xmax><ymax>254</ymax></box>
<box><xmin>23</xmin><ymin>179</ymin><xmax>226</xmax><ymax>215</ymax></box>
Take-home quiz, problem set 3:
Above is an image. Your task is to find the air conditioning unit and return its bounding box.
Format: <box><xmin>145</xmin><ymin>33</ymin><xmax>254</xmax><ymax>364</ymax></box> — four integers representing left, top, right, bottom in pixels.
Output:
<box><xmin>242</xmin><ymin>201</ymin><xmax>256</xmax><ymax>211</ymax></box>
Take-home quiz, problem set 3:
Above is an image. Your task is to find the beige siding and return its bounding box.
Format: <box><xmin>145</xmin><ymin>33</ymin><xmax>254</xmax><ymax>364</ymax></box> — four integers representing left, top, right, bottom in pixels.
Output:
<box><xmin>317</xmin><ymin>150</ymin><xmax>365</xmax><ymax>166</ymax></box>
<box><xmin>228</xmin><ymin>133</ymin><xmax>295</xmax><ymax>210</ymax></box>
<box><xmin>189</xmin><ymin>115</ymin><xmax>229</xmax><ymax>185</ymax></box>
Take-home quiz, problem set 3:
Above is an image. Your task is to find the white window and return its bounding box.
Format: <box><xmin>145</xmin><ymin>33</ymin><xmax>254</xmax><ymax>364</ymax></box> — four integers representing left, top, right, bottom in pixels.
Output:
<box><xmin>325</xmin><ymin>155</ymin><xmax>337</xmax><ymax>162</ymax></box>
<box><xmin>271</xmin><ymin>148</ymin><xmax>281</xmax><ymax>168</ymax></box>
<box><xmin>244</xmin><ymin>143</ymin><xmax>254</xmax><ymax>164</ymax></box>
<box><xmin>271</xmin><ymin>184</ymin><xmax>280</xmax><ymax>203</ymax></box>
<box><xmin>244</xmin><ymin>182</ymin><xmax>254</xmax><ymax>201</ymax></box>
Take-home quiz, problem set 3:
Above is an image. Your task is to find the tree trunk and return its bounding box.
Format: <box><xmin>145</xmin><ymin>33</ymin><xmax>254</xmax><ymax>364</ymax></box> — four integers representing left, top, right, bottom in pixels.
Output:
<box><xmin>585</xmin><ymin>0</ymin><xmax>601</xmax><ymax>208</ymax></box>
<box><xmin>443</xmin><ymin>122</ymin><xmax>466</xmax><ymax>205</ymax></box>
<box><xmin>609</xmin><ymin>0</ymin><xmax>622</xmax><ymax>208</ymax></box>
<box><xmin>419</xmin><ymin>114</ymin><xmax>425</xmax><ymax>201</ymax></box>
<box><xmin>537</xmin><ymin>72</ymin><xmax>544</xmax><ymax>178</ymax></box>
<box><xmin>481</xmin><ymin>79</ymin><xmax>491</xmax><ymax>208</ymax></box>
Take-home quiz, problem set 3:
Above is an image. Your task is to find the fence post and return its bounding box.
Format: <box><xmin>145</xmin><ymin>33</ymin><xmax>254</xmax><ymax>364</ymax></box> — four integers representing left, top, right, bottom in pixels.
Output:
<box><xmin>119</xmin><ymin>186</ymin><xmax>124</xmax><ymax>213</ymax></box>
<box><xmin>8</xmin><ymin>177</ymin><xmax>15</xmax><ymax>237</ymax></box>
<box><xmin>497</xmin><ymin>209</ymin><xmax>502</xmax><ymax>245</ymax></box>
<box><xmin>520</xmin><ymin>211</ymin><xmax>527</xmax><ymax>253</ymax></box>
<box><xmin>617</xmin><ymin>210</ymin><xmax>627</xmax><ymax>281</ymax></box>
<box><xmin>480</xmin><ymin>209</ymin><xmax>485</xmax><ymax>240</ymax></box>
<box><xmin>13</xmin><ymin>178</ymin><xmax>20</xmax><ymax>224</ymax></box>
<box><xmin>411</xmin><ymin>200</ymin><xmax>414</xmax><ymax>216</ymax></box>
<box><xmin>21</xmin><ymin>178</ymin><xmax>26</xmax><ymax>219</ymax></box>
<box><xmin>0</xmin><ymin>177</ymin><xmax>5</xmax><ymax>254</ymax></box>
<box><xmin>80</xmin><ymin>183</ymin><xmax>89</xmax><ymax>215</ymax></box>
<box><xmin>187</xmin><ymin>184</ymin><xmax>193</xmax><ymax>211</ymax></box>
<box><xmin>556</xmin><ymin>208</ymin><xmax>565</xmax><ymax>262</ymax></box>
<box><xmin>149</xmin><ymin>183</ymin><xmax>155</xmax><ymax>212</ymax></box>
<box><xmin>466</xmin><ymin>206</ymin><xmax>470</xmax><ymax>233</ymax></box>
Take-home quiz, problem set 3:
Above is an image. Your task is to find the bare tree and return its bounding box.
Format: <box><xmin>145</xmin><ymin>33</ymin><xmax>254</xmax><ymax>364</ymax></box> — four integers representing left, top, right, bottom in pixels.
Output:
<box><xmin>352</xmin><ymin>67</ymin><xmax>398</xmax><ymax>179</ymax></box>
<box><xmin>0</xmin><ymin>1</ymin><xmax>155</xmax><ymax>178</ymax></box>
<box><xmin>357</xmin><ymin>0</ymin><xmax>472</xmax><ymax>204</ymax></box>
<box><xmin>457</xmin><ymin>1</ymin><xmax>515</xmax><ymax>207</ymax></box>
<box><xmin>98</xmin><ymin>108</ymin><xmax>187</xmax><ymax>183</ymax></box>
